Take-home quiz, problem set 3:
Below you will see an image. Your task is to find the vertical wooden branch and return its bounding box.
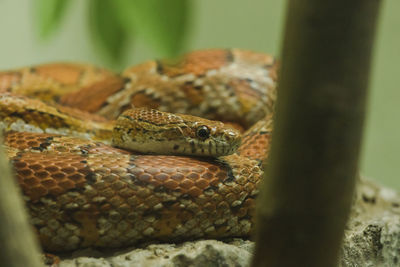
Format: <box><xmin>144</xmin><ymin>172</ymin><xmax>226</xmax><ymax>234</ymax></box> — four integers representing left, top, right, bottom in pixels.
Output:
<box><xmin>0</xmin><ymin>137</ymin><xmax>43</xmax><ymax>267</ymax></box>
<box><xmin>252</xmin><ymin>1</ymin><xmax>382</xmax><ymax>266</ymax></box>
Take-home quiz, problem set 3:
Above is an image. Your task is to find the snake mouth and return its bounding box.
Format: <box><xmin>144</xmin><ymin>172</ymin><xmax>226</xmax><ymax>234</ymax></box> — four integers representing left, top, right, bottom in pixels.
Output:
<box><xmin>157</xmin><ymin>138</ymin><xmax>241</xmax><ymax>157</ymax></box>
<box><xmin>193</xmin><ymin>138</ymin><xmax>241</xmax><ymax>157</ymax></box>
<box><xmin>215</xmin><ymin>145</ymin><xmax>235</xmax><ymax>156</ymax></box>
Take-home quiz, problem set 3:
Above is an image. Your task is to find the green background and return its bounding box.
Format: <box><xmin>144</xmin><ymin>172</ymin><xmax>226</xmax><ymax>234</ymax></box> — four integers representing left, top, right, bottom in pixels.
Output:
<box><xmin>0</xmin><ymin>1</ymin><xmax>399</xmax><ymax>189</ymax></box>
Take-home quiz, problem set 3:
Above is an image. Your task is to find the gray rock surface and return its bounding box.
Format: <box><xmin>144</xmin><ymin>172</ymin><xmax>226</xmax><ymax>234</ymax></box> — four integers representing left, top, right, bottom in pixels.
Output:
<box><xmin>340</xmin><ymin>178</ymin><xmax>400</xmax><ymax>266</ymax></box>
<box><xmin>57</xmin><ymin>178</ymin><xmax>400</xmax><ymax>267</ymax></box>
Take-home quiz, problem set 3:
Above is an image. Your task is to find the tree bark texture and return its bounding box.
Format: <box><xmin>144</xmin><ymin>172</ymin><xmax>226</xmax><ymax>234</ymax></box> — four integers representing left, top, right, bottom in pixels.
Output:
<box><xmin>252</xmin><ymin>1</ymin><xmax>382</xmax><ymax>266</ymax></box>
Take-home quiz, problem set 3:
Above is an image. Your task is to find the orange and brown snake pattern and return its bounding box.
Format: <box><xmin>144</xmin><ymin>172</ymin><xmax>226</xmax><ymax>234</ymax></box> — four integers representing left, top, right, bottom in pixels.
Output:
<box><xmin>0</xmin><ymin>49</ymin><xmax>277</xmax><ymax>252</ymax></box>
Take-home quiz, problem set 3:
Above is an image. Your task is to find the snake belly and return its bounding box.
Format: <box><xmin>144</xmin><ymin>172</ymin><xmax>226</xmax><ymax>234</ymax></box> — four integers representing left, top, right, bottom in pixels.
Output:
<box><xmin>0</xmin><ymin>49</ymin><xmax>277</xmax><ymax>252</ymax></box>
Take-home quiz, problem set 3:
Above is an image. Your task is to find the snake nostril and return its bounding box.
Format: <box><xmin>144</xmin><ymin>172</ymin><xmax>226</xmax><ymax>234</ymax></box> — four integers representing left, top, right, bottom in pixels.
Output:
<box><xmin>226</xmin><ymin>131</ymin><xmax>238</xmax><ymax>141</ymax></box>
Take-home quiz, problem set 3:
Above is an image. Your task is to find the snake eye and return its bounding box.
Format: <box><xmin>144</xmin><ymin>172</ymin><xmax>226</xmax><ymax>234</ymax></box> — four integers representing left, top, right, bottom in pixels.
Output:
<box><xmin>196</xmin><ymin>126</ymin><xmax>210</xmax><ymax>140</ymax></box>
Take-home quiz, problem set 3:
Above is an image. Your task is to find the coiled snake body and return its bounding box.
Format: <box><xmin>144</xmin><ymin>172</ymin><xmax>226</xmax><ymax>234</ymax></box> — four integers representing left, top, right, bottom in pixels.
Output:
<box><xmin>0</xmin><ymin>49</ymin><xmax>277</xmax><ymax>252</ymax></box>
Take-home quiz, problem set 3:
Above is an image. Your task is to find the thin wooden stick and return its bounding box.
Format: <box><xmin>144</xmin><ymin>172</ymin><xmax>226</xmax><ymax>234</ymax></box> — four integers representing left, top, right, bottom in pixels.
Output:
<box><xmin>252</xmin><ymin>1</ymin><xmax>382</xmax><ymax>266</ymax></box>
<box><xmin>0</xmin><ymin>136</ymin><xmax>43</xmax><ymax>267</ymax></box>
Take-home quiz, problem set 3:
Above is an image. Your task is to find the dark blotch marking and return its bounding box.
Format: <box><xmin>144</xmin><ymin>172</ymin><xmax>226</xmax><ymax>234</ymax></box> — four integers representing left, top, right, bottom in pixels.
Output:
<box><xmin>208</xmin><ymin>140</ymin><xmax>213</xmax><ymax>154</ymax></box>
<box><xmin>241</xmin><ymin>214</ymin><xmax>253</xmax><ymax>221</ymax></box>
<box><xmin>204</xmin><ymin>185</ymin><xmax>218</xmax><ymax>194</ymax></box>
<box><xmin>133</xmin><ymin>179</ymin><xmax>147</xmax><ymax>187</ymax></box>
<box><xmin>45</xmin><ymin>136</ymin><xmax>55</xmax><ymax>142</ymax></box>
<box><xmin>156</xmin><ymin>60</ymin><xmax>164</xmax><ymax>74</ymax></box>
<box><xmin>230</xmin><ymin>201</ymin><xmax>244</xmax><ymax>212</ymax></box>
<box><xmin>224</xmin><ymin>168</ymin><xmax>236</xmax><ymax>183</ymax></box>
<box><xmin>122</xmin><ymin>115</ymin><xmax>135</xmax><ymax>122</ymax></box>
<box><xmin>190</xmin><ymin>140</ymin><xmax>196</xmax><ymax>153</ymax></box>
<box><xmin>98</xmin><ymin>101</ymin><xmax>110</xmax><ymax>110</ymax></box>
<box><xmin>259</xmin><ymin>130</ymin><xmax>271</xmax><ymax>135</ymax></box>
<box><xmin>8</xmin><ymin>111</ymin><xmax>25</xmax><ymax>119</ymax></box>
<box><xmin>173</xmin><ymin>145</ymin><xmax>180</xmax><ymax>150</ymax></box>
<box><xmin>85</xmin><ymin>172</ymin><xmax>97</xmax><ymax>185</ymax></box>
<box><xmin>153</xmin><ymin>186</ymin><xmax>167</xmax><ymax>193</ymax></box>
<box><xmin>162</xmin><ymin>200</ymin><xmax>176</xmax><ymax>208</ymax></box>
<box><xmin>37</xmin><ymin>141</ymin><xmax>52</xmax><ymax>151</ymax></box>
<box><xmin>181</xmin><ymin>194</ymin><xmax>192</xmax><ymax>200</ymax></box>
<box><xmin>216</xmin><ymin>223</ymin><xmax>229</xmax><ymax>231</ymax></box>
<box><xmin>217</xmin><ymin>158</ymin><xmax>236</xmax><ymax>184</ymax></box>
<box><xmin>30</xmin><ymin>136</ymin><xmax>54</xmax><ymax>151</ymax></box>
<box><xmin>142</xmin><ymin>211</ymin><xmax>162</xmax><ymax>220</ymax></box>
<box><xmin>123</xmin><ymin>77</ymin><xmax>131</xmax><ymax>84</ymax></box>
<box><xmin>226</xmin><ymin>49</ymin><xmax>234</xmax><ymax>63</ymax></box>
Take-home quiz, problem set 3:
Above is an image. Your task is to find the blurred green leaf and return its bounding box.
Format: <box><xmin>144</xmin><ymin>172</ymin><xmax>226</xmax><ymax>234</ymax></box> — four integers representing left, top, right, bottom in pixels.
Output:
<box><xmin>33</xmin><ymin>0</ymin><xmax>190</xmax><ymax>63</ymax></box>
<box><xmin>114</xmin><ymin>0</ymin><xmax>190</xmax><ymax>57</ymax></box>
<box><xmin>88</xmin><ymin>0</ymin><xmax>129</xmax><ymax>65</ymax></box>
<box><xmin>35</xmin><ymin>0</ymin><xmax>71</xmax><ymax>38</ymax></box>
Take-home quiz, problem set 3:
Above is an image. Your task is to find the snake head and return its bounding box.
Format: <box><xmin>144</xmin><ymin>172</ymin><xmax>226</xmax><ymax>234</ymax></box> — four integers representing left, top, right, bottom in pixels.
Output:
<box><xmin>112</xmin><ymin>108</ymin><xmax>241</xmax><ymax>157</ymax></box>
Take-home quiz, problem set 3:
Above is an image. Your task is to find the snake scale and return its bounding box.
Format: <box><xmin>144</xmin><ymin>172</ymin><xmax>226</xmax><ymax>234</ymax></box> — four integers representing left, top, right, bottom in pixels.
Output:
<box><xmin>0</xmin><ymin>49</ymin><xmax>277</xmax><ymax>252</ymax></box>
